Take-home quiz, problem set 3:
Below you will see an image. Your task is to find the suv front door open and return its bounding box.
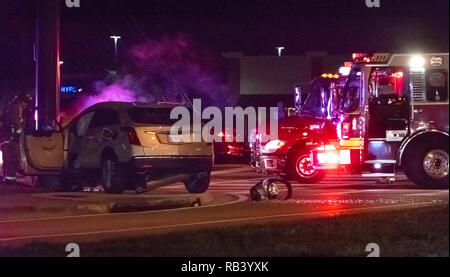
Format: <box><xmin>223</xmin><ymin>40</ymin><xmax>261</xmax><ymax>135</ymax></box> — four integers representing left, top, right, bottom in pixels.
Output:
<box><xmin>22</xmin><ymin>109</ymin><xmax>64</xmax><ymax>171</ymax></box>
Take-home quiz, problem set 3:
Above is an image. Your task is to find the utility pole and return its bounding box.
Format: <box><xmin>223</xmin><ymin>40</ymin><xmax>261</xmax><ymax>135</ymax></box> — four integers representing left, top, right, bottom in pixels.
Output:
<box><xmin>35</xmin><ymin>0</ymin><xmax>60</xmax><ymax>130</ymax></box>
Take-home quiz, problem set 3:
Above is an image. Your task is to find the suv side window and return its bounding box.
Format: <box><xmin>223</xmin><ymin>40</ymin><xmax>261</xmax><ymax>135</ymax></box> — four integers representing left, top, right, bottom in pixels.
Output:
<box><xmin>75</xmin><ymin>112</ymin><xmax>95</xmax><ymax>137</ymax></box>
<box><xmin>89</xmin><ymin>109</ymin><xmax>120</xmax><ymax>128</ymax></box>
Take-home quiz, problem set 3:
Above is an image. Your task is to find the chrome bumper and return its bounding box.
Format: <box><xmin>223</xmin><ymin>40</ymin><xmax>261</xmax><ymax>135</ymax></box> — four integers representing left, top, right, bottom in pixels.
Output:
<box><xmin>251</xmin><ymin>154</ymin><xmax>286</xmax><ymax>174</ymax></box>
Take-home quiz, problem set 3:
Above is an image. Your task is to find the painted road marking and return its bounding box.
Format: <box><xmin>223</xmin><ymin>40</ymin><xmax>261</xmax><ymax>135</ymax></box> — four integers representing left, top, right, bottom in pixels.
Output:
<box><xmin>407</xmin><ymin>192</ymin><xmax>450</xmax><ymax>196</ymax></box>
<box><xmin>211</xmin><ymin>167</ymin><xmax>252</xmax><ymax>176</ymax></box>
<box><xmin>0</xmin><ymin>202</ymin><xmax>440</xmax><ymax>243</ymax></box>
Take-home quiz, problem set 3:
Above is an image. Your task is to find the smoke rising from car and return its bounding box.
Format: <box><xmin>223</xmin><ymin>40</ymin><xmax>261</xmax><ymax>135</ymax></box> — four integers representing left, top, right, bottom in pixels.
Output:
<box><xmin>60</xmin><ymin>35</ymin><xmax>230</xmax><ymax>123</ymax></box>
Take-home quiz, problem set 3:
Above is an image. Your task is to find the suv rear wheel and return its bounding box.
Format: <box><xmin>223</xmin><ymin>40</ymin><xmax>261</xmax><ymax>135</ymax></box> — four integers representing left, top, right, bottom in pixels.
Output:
<box><xmin>101</xmin><ymin>155</ymin><xmax>125</xmax><ymax>194</ymax></box>
<box><xmin>184</xmin><ymin>172</ymin><xmax>210</xmax><ymax>193</ymax></box>
<box><xmin>287</xmin><ymin>150</ymin><xmax>325</xmax><ymax>184</ymax></box>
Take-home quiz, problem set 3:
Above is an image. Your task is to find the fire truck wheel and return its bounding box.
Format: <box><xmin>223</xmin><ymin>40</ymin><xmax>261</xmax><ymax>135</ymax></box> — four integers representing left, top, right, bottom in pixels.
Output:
<box><xmin>404</xmin><ymin>140</ymin><xmax>449</xmax><ymax>189</ymax></box>
<box><xmin>101</xmin><ymin>155</ymin><xmax>125</xmax><ymax>194</ymax></box>
<box><xmin>287</xmin><ymin>150</ymin><xmax>325</xmax><ymax>184</ymax></box>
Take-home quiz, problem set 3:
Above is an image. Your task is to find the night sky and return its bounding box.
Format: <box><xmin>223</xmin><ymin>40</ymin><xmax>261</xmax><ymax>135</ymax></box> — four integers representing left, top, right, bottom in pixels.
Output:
<box><xmin>1</xmin><ymin>0</ymin><xmax>449</xmax><ymax>83</ymax></box>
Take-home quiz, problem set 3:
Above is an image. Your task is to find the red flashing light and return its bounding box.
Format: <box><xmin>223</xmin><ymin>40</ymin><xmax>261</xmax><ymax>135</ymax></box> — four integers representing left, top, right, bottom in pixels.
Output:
<box><xmin>352</xmin><ymin>53</ymin><xmax>367</xmax><ymax>60</ymax></box>
<box><xmin>392</xmin><ymin>71</ymin><xmax>404</xmax><ymax>95</ymax></box>
<box><xmin>352</xmin><ymin>53</ymin><xmax>370</xmax><ymax>63</ymax></box>
<box><xmin>317</xmin><ymin>151</ymin><xmax>340</xmax><ymax>165</ymax></box>
<box><xmin>392</xmin><ymin>72</ymin><xmax>404</xmax><ymax>78</ymax></box>
<box><xmin>340</xmin><ymin>150</ymin><xmax>351</xmax><ymax>165</ymax></box>
<box><xmin>315</xmin><ymin>147</ymin><xmax>350</xmax><ymax>165</ymax></box>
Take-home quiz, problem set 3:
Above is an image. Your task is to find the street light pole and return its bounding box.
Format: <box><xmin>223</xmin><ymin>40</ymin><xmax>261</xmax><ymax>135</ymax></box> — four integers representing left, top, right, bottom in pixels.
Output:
<box><xmin>276</xmin><ymin>47</ymin><xmax>285</xmax><ymax>57</ymax></box>
<box><xmin>110</xmin><ymin>36</ymin><xmax>122</xmax><ymax>68</ymax></box>
<box><xmin>35</xmin><ymin>0</ymin><xmax>60</xmax><ymax>131</ymax></box>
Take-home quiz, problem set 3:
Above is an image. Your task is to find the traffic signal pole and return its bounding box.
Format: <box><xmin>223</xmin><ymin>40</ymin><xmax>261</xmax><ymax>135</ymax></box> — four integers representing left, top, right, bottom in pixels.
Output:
<box><xmin>35</xmin><ymin>0</ymin><xmax>60</xmax><ymax>130</ymax></box>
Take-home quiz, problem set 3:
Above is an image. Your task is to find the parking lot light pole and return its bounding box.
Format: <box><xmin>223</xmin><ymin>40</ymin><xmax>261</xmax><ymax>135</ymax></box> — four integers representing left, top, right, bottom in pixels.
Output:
<box><xmin>110</xmin><ymin>35</ymin><xmax>122</xmax><ymax>68</ymax></box>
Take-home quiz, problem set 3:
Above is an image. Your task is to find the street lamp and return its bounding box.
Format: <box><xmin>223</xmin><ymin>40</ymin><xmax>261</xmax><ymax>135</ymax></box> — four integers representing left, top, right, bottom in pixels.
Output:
<box><xmin>276</xmin><ymin>47</ymin><xmax>285</xmax><ymax>57</ymax></box>
<box><xmin>110</xmin><ymin>35</ymin><xmax>122</xmax><ymax>67</ymax></box>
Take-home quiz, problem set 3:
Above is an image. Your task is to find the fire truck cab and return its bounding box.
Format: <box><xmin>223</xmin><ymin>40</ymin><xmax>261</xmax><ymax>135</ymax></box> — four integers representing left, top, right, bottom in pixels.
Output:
<box><xmin>251</xmin><ymin>72</ymin><xmax>347</xmax><ymax>183</ymax></box>
<box><xmin>312</xmin><ymin>53</ymin><xmax>449</xmax><ymax>189</ymax></box>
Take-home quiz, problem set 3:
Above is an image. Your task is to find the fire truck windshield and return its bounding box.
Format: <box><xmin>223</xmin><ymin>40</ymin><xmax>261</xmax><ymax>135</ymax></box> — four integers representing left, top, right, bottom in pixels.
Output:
<box><xmin>301</xmin><ymin>82</ymin><xmax>328</xmax><ymax>118</ymax></box>
<box><xmin>340</xmin><ymin>69</ymin><xmax>362</xmax><ymax>113</ymax></box>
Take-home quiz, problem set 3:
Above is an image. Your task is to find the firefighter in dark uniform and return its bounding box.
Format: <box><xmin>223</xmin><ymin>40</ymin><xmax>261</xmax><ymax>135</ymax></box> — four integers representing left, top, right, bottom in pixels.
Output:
<box><xmin>0</xmin><ymin>93</ymin><xmax>33</xmax><ymax>185</ymax></box>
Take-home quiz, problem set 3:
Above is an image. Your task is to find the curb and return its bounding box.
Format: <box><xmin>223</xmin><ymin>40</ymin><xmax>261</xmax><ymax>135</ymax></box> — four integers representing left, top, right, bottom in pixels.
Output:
<box><xmin>109</xmin><ymin>192</ymin><xmax>214</xmax><ymax>213</ymax></box>
<box><xmin>0</xmin><ymin>192</ymin><xmax>216</xmax><ymax>216</ymax></box>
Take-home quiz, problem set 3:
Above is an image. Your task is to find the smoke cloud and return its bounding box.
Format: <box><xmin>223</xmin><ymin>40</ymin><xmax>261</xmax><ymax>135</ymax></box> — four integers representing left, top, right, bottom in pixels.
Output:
<box><xmin>60</xmin><ymin>35</ymin><xmax>230</xmax><ymax>122</ymax></box>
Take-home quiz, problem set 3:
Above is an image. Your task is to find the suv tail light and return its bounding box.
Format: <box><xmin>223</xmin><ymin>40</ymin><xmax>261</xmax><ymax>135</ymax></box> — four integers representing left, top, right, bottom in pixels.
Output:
<box><xmin>122</xmin><ymin>127</ymin><xmax>141</xmax><ymax>146</ymax></box>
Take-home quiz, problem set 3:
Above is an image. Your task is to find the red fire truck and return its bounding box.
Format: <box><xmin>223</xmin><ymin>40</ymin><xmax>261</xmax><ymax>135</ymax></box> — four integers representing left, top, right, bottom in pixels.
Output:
<box><xmin>312</xmin><ymin>53</ymin><xmax>449</xmax><ymax>189</ymax></box>
<box><xmin>250</xmin><ymin>71</ymin><xmax>348</xmax><ymax>183</ymax></box>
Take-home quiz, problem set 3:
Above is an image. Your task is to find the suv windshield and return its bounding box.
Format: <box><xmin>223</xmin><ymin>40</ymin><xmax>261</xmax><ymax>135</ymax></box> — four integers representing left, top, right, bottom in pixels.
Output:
<box><xmin>128</xmin><ymin>107</ymin><xmax>181</xmax><ymax>125</ymax></box>
<box><xmin>340</xmin><ymin>69</ymin><xmax>362</xmax><ymax>113</ymax></box>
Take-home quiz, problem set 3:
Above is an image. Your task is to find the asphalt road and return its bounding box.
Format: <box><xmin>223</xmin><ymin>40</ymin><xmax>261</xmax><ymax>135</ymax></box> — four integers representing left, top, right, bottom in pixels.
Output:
<box><xmin>0</xmin><ymin>164</ymin><xmax>448</xmax><ymax>246</ymax></box>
